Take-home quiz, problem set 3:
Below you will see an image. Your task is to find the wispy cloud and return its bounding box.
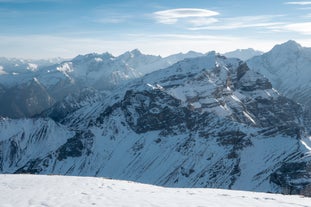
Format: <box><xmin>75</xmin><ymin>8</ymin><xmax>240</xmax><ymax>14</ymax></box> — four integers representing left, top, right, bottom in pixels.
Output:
<box><xmin>153</xmin><ymin>8</ymin><xmax>219</xmax><ymax>25</ymax></box>
<box><xmin>283</xmin><ymin>22</ymin><xmax>311</xmax><ymax>34</ymax></box>
<box><xmin>127</xmin><ymin>33</ymin><xmax>238</xmax><ymax>41</ymax></box>
<box><xmin>153</xmin><ymin>9</ymin><xmax>286</xmax><ymax>31</ymax></box>
<box><xmin>285</xmin><ymin>1</ymin><xmax>311</xmax><ymax>5</ymax></box>
<box><xmin>188</xmin><ymin>15</ymin><xmax>285</xmax><ymax>31</ymax></box>
<box><xmin>187</xmin><ymin>17</ymin><xmax>219</xmax><ymax>27</ymax></box>
<box><xmin>190</xmin><ymin>22</ymin><xmax>284</xmax><ymax>31</ymax></box>
<box><xmin>153</xmin><ymin>7</ymin><xmax>311</xmax><ymax>36</ymax></box>
<box><xmin>95</xmin><ymin>15</ymin><xmax>131</xmax><ymax>24</ymax></box>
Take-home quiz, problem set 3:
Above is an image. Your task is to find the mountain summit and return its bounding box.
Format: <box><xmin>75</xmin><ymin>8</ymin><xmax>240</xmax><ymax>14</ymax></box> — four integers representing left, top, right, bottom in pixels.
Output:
<box><xmin>247</xmin><ymin>40</ymin><xmax>311</xmax><ymax>109</ymax></box>
<box><xmin>224</xmin><ymin>48</ymin><xmax>263</xmax><ymax>61</ymax></box>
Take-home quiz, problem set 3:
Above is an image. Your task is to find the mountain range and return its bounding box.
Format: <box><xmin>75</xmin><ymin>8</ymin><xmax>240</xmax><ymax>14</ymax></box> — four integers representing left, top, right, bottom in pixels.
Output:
<box><xmin>0</xmin><ymin>40</ymin><xmax>311</xmax><ymax>196</ymax></box>
<box><xmin>0</xmin><ymin>50</ymin><xmax>204</xmax><ymax>118</ymax></box>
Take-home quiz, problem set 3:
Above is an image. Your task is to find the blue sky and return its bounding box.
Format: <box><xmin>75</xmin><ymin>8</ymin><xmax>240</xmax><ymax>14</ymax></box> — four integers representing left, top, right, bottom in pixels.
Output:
<box><xmin>1</xmin><ymin>0</ymin><xmax>311</xmax><ymax>58</ymax></box>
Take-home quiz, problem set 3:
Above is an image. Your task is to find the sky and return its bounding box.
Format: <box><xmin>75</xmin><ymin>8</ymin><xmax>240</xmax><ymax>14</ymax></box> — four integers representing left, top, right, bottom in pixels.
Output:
<box><xmin>1</xmin><ymin>0</ymin><xmax>311</xmax><ymax>58</ymax></box>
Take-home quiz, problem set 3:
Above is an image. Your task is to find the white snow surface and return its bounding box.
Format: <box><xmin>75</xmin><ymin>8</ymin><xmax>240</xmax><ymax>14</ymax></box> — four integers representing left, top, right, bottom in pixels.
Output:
<box><xmin>0</xmin><ymin>65</ymin><xmax>7</xmax><ymax>75</ymax></box>
<box><xmin>0</xmin><ymin>174</ymin><xmax>310</xmax><ymax>207</ymax></box>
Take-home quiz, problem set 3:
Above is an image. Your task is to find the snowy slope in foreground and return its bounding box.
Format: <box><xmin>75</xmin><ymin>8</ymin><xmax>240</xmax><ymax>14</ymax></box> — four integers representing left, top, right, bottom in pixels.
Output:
<box><xmin>1</xmin><ymin>175</ymin><xmax>310</xmax><ymax>207</ymax></box>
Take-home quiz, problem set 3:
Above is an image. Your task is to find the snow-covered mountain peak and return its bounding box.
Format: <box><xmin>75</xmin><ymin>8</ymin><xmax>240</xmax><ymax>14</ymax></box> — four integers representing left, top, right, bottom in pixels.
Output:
<box><xmin>247</xmin><ymin>40</ymin><xmax>311</xmax><ymax>103</ymax></box>
<box><xmin>164</xmin><ymin>51</ymin><xmax>204</xmax><ymax>65</ymax></box>
<box><xmin>224</xmin><ymin>48</ymin><xmax>263</xmax><ymax>61</ymax></box>
<box><xmin>169</xmin><ymin>51</ymin><xmax>217</xmax><ymax>72</ymax></box>
<box><xmin>72</xmin><ymin>52</ymin><xmax>114</xmax><ymax>63</ymax></box>
<box><xmin>141</xmin><ymin>52</ymin><xmax>219</xmax><ymax>84</ymax></box>
<box><xmin>56</xmin><ymin>62</ymin><xmax>73</xmax><ymax>73</ymax></box>
<box><xmin>172</xmin><ymin>50</ymin><xmax>203</xmax><ymax>57</ymax></box>
<box><xmin>118</xmin><ymin>49</ymin><xmax>145</xmax><ymax>60</ymax></box>
<box><xmin>143</xmin><ymin>52</ymin><xmax>242</xmax><ymax>86</ymax></box>
<box><xmin>247</xmin><ymin>40</ymin><xmax>311</xmax><ymax>133</ymax></box>
<box><xmin>47</xmin><ymin>55</ymin><xmax>141</xmax><ymax>91</ymax></box>
<box><xmin>130</xmin><ymin>49</ymin><xmax>143</xmax><ymax>56</ymax></box>
<box><xmin>101</xmin><ymin>51</ymin><xmax>115</xmax><ymax>58</ymax></box>
<box><xmin>26</xmin><ymin>63</ymin><xmax>38</xmax><ymax>71</ymax></box>
<box><xmin>266</xmin><ymin>40</ymin><xmax>306</xmax><ymax>61</ymax></box>
<box><xmin>187</xmin><ymin>50</ymin><xmax>202</xmax><ymax>55</ymax></box>
<box><xmin>273</xmin><ymin>40</ymin><xmax>302</xmax><ymax>52</ymax></box>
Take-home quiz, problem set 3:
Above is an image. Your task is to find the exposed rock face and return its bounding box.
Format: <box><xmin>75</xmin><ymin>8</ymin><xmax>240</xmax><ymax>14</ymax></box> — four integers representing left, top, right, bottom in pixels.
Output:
<box><xmin>39</xmin><ymin>88</ymin><xmax>106</xmax><ymax>123</ymax></box>
<box><xmin>0</xmin><ymin>53</ymin><xmax>310</xmax><ymax>196</ymax></box>
<box><xmin>236</xmin><ymin>63</ymin><xmax>272</xmax><ymax>91</ymax></box>
<box><xmin>270</xmin><ymin>161</ymin><xmax>311</xmax><ymax>196</ymax></box>
<box><xmin>0</xmin><ymin>118</ymin><xmax>73</xmax><ymax>172</ymax></box>
<box><xmin>247</xmin><ymin>40</ymin><xmax>311</xmax><ymax>132</ymax></box>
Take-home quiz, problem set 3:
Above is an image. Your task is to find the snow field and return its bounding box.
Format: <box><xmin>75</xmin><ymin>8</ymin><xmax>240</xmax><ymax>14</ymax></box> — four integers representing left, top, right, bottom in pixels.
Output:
<box><xmin>0</xmin><ymin>174</ymin><xmax>310</xmax><ymax>207</ymax></box>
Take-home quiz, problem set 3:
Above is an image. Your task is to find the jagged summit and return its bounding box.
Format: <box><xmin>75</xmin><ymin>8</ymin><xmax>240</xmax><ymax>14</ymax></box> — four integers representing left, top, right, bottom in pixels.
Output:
<box><xmin>72</xmin><ymin>52</ymin><xmax>114</xmax><ymax>62</ymax></box>
<box><xmin>153</xmin><ymin>51</ymin><xmax>217</xmax><ymax>75</ymax></box>
<box><xmin>273</xmin><ymin>40</ymin><xmax>302</xmax><ymax>51</ymax></box>
<box><xmin>164</xmin><ymin>50</ymin><xmax>204</xmax><ymax>65</ymax></box>
<box><xmin>265</xmin><ymin>40</ymin><xmax>303</xmax><ymax>59</ymax></box>
<box><xmin>118</xmin><ymin>49</ymin><xmax>143</xmax><ymax>59</ymax></box>
<box><xmin>247</xmin><ymin>40</ymin><xmax>311</xmax><ymax>108</ymax></box>
<box><xmin>224</xmin><ymin>48</ymin><xmax>263</xmax><ymax>61</ymax></box>
<box><xmin>130</xmin><ymin>49</ymin><xmax>143</xmax><ymax>56</ymax></box>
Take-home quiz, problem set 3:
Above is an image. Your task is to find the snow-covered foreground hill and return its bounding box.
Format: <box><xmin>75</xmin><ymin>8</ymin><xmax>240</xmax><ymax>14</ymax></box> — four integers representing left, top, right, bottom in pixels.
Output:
<box><xmin>0</xmin><ymin>174</ymin><xmax>310</xmax><ymax>207</ymax></box>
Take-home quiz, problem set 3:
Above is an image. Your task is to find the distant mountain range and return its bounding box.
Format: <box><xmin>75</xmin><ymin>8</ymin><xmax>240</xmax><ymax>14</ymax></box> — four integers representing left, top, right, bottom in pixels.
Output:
<box><xmin>0</xmin><ymin>48</ymin><xmax>264</xmax><ymax>118</ymax></box>
<box><xmin>0</xmin><ymin>50</ymin><xmax>203</xmax><ymax>118</ymax></box>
